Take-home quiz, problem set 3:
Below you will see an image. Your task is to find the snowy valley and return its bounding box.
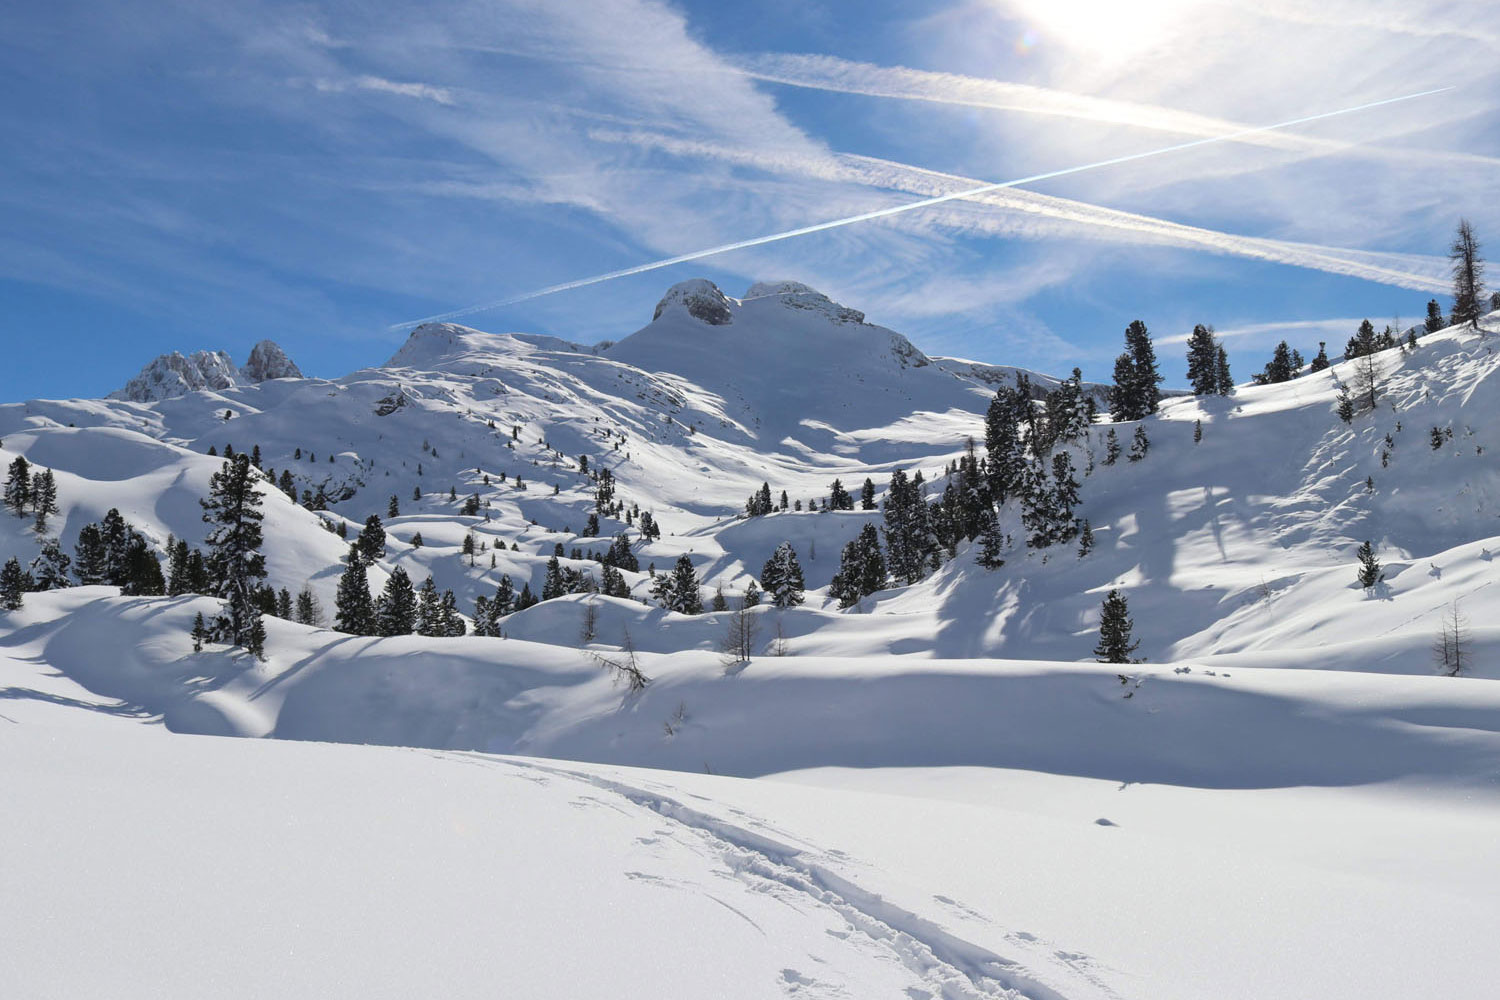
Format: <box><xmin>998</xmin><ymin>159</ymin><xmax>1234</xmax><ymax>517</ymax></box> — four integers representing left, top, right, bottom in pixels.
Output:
<box><xmin>3</xmin><ymin>279</ymin><xmax>1499</xmax><ymax>1000</ymax></box>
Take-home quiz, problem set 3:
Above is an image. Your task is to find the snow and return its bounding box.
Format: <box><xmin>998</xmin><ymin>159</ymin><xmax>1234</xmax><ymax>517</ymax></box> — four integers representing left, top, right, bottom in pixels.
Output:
<box><xmin>4</xmin><ymin>288</ymin><xmax>1500</xmax><ymax>998</ymax></box>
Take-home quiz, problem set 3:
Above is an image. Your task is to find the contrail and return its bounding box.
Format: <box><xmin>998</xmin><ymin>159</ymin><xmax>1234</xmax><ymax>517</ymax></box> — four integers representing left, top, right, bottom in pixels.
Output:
<box><xmin>391</xmin><ymin>86</ymin><xmax>1453</xmax><ymax>330</ymax></box>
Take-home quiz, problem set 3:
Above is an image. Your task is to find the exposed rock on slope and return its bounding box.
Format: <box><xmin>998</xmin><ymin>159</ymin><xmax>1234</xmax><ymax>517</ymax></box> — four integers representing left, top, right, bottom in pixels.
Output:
<box><xmin>112</xmin><ymin>340</ymin><xmax>301</xmax><ymax>402</ymax></box>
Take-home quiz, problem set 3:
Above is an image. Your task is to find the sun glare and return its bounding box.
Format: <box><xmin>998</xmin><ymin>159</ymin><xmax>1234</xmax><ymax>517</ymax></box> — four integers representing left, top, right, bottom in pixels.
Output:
<box><xmin>1008</xmin><ymin>0</ymin><xmax>1198</xmax><ymax>58</ymax></box>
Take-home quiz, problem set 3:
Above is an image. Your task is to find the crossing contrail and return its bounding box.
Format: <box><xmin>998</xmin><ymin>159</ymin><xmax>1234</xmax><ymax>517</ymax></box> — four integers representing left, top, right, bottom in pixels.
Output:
<box><xmin>391</xmin><ymin>85</ymin><xmax>1454</xmax><ymax>330</ymax></box>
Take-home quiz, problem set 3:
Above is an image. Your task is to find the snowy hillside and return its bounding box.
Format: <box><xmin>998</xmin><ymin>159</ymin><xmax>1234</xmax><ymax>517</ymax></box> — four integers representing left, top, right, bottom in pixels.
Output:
<box><xmin>3</xmin><ymin>283</ymin><xmax>1499</xmax><ymax>999</ymax></box>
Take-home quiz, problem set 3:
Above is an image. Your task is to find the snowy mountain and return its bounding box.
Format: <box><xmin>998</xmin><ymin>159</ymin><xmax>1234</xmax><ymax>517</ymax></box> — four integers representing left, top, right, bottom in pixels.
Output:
<box><xmin>111</xmin><ymin>338</ymin><xmax>302</xmax><ymax>402</ymax></box>
<box><xmin>4</xmin><ymin>283</ymin><xmax>1500</xmax><ymax>999</ymax></box>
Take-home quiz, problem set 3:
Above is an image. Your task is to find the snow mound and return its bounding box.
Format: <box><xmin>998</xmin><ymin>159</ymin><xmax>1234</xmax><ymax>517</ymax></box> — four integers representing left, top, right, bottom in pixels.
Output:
<box><xmin>240</xmin><ymin>339</ymin><xmax>302</xmax><ymax>382</ymax></box>
<box><xmin>651</xmin><ymin>279</ymin><xmax>735</xmax><ymax>325</ymax></box>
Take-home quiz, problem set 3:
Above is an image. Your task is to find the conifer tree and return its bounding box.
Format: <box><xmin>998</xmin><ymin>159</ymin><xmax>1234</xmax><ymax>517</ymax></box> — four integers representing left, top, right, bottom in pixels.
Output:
<box><xmin>1077</xmin><ymin>519</ymin><xmax>1094</xmax><ymax>557</ymax></box>
<box><xmin>30</xmin><ymin>538</ymin><xmax>72</xmax><ymax>590</ymax></box>
<box><xmin>439</xmin><ymin>589</ymin><xmax>466</xmax><ymax>636</ymax></box>
<box><xmin>416</xmin><ymin>575</ymin><xmax>443</xmax><ymax>634</ymax></box>
<box><xmin>1254</xmin><ymin>341</ymin><xmax>1298</xmax><ymax>384</ymax></box>
<box><xmin>0</xmin><ymin>556</ymin><xmax>29</xmax><ymax>610</ymax></box>
<box><xmin>1213</xmin><ymin>344</ymin><xmax>1233</xmax><ymax>395</ymax></box>
<box><xmin>1336</xmin><ymin>385</ymin><xmax>1355</xmax><ymax>423</ymax></box>
<box><xmin>1356</xmin><ymin>540</ymin><xmax>1383</xmax><ymax>590</ymax></box>
<box><xmin>275</xmin><ymin>587</ymin><xmax>292</xmax><ymax>620</ymax></box>
<box><xmin>387</xmin><ymin>495</ymin><xmax>400</xmax><ymax>518</ymax></box>
<box><xmin>860</xmin><ymin>478</ymin><xmax>877</xmax><ymax>510</ymax></box>
<box><xmin>4</xmin><ymin>456</ymin><xmax>31</xmax><ymax>517</ymax></box>
<box><xmin>829</xmin><ymin>479</ymin><xmax>853</xmax><ymax>511</ymax></box>
<box><xmin>1127</xmin><ymin>425</ymin><xmax>1150</xmax><ymax>462</ymax></box>
<box><xmin>829</xmin><ymin>523</ymin><xmax>886</xmax><ymax>608</ymax></box>
<box><xmin>1425</xmin><ymin>299</ymin><xmax>1446</xmax><ymax>333</ymax></box>
<box><xmin>191</xmin><ymin>611</ymin><xmax>207</xmax><ymax>651</ymax></box>
<box><xmin>29</xmin><ymin>468</ymin><xmax>58</xmax><ymax>532</ymax></box>
<box><xmin>1193</xmin><ymin>419</ymin><xmax>1203</xmax><ymax>444</ymax></box>
<box><xmin>600</xmin><ymin>563</ymin><xmax>630</xmax><ymax>599</ymax></box>
<box><xmin>333</xmin><ymin>554</ymin><xmax>376</xmax><ymax>635</ymax></box>
<box><xmin>120</xmin><ymin>535</ymin><xmax>165</xmax><ymax>596</ymax></box>
<box><xmin>742</xmin><ymin>579</ymin><xmax>761</xmax><ymax>608</ymax></box>
<box><xmin>977</xmin><ymin>506</ymin><xmax>1007</xmax><ymax>569</ymax></box>
<box><xmin>1093</xmin><ymin>589</ymin><xmax>1140</xmax><ymax>663</ymax></box>
<box><xmin>760</xmin><ymin>542</ymin><xmax>804</xmax><ymax>608</ymax></box>
<box><xmin>1185</xmin><ymin>324</ymin><xmax>1220</xmax><ymax>395</ymax></box>
<box><xmin>514</xmin><ymin>582</ymin><xmax>538</xmax><ymax>612</ymax></box>
<box><xmin>1109</xmin><ymin>320</ymin><xmax>1163</xmax><ymax>420</ymax></box>
<box><xmin>74</xmin><ymin>524</ymin><xmax>108</xmax><ymax>585</ymax></box>
<box><xmin>1308</xmin><ymin>342</ymin><xmax>1330</xmax><ymax>373</ymax></box>
<box><xmin>1449</xmin><ymin>218</ymin><xmax>1485</xmax><ymax>329</ymax></box>
<box><xmin>295</xmin><ymin>585</ymin><xmax>323</xmax><ymax>627</ymax></box>
<box><xmin>200</xmin><ymin>454</ymin><xmax>267</xmax><ymax>653</ymax></box>
<box><xmin>542</xmin><ymin>555</ymin><xmax>566</xmax><ymax>601</ymax></box>
<box><xmin>1103</xmin><ymin>427</ymin><xmax>1121</xmax><ymax>465</ymax></box>
<box><xmin>375</xmin><ymin>566</ymin><xmax>418</xmax><ymax>636</ymax></box>
<box><xmin>493</xmin><ymin>575</ymin><xmax>516</xmax><ymax>616</ymax></box>
<box><xmin>355</xmin><ymin>515</ymin><xmax>386</xmax><ymax>565</ymax></box>
<box><xmin>654</xmin><ymin>554</ymin><xmax>703</xmax><ymax>613</ymax></box>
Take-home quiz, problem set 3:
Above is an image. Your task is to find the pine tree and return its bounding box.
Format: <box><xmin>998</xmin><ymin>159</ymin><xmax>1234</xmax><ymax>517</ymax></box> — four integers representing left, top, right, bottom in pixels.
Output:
<box><xmin>387</xmin><ymin>495</ymin><xmax>400</xmax><ymax>518</ymax></box>
<box><xmin>0</xmin><ymin>556</ymin><xmax>28</xmax><ymax>610</ymax></box>
<box><xmin>410</xmin><ymin>532</ymin><xmax>423</xmax><ymax>548</ymax></box>
<box><xmin>30</xmin><ymin>538</ymin><xmax>72</xmax><ymax>590</ymax></box>
<box><xmin>977</xmin><ymin>507</ymin><xmax>1007</xmax><ymax>569</ymax></box>
<box><xmin>29</xmin><ymin>468</ymin><xmax>58</xmax><ymax>532</ymax></box>
<box><xmin>829</xmin><ymin>479</ymin><xmax>853</xmax><ymax>511</ymax></box>
<box><xmin>542</xmin><ymin>555</ymin><xmax>566</xmax><ymax>601</ymax></box>
<box><xmin>74</xmin><ymin>523</ymin><xmax>108</xmax><ymax>585</ymax></box>
<box><xmin>294</xmin><ymin>585</ymin><xmax>322</xmax><ymax>627</ymax></box>
<box><xmin>120</xmin><ymin>535</ymin><xmax>165</xmax><ymax>596</ymax></box>
<box><xmin>199</xmin><ymin>454</ymin><xmax>267</xmax><ymax>652</ymax></box>
<box><xmin>654</xmin><ymin>554</ymin><xmax>703</xmax><ymax>613</ymax></box>
<box><xmin>439</xmin><ymin>590</ymin><xmax>466</xmax><ymax>636</ymax></box>
<box><xmin>416</xmin><ymin>575</ymin><xmax>443</xmax><ymax>634</ymax></box>
<box><xmin>275</xmin><ymin>587</ymin><xmax>292</xmax><ymax>619</ymax></box>
<box><xmin>830</xmin><ymin>523</ymin><xmax>887</xmax><ymax>608</ymax></box>
<box><xmin>1449</xmin><ymin>218</ymin><xmax>1485</xmax><ymax>329</ymax></box>
<box><xmin>1254</xmin><ymin>341</ymin><xmax>1297</xmax><ymax>384</ymax></box>
<box><xmin>1425</xmin><ymin>299</ymin><xmax>1447</xmax><ymax>333</ymax></box>
<box><xmin>1308</xmin><ymin>342</ymin><xmax>1330</xmax><ymax>373</ymax></box>
<box><xmin>4</xmin><ymin>455</ymin><xmax>31</xmax><ymax>517</ymax></box>
<box><xmin>1193</xmin><ymin>419</ymin><xmax>1203</xmax><ymax>444</ymax></box>
<box><xmin>374</xmin><ymin>566</ymin><xmax>418</xmax><ymax>636</ymax></box>
<box><xmin>1093</xmin><ymin>589</ymin><xmax>1140</xmax><ymax>663</ymax></box>
<box><xmin>1213</xmin><ymin>344</ymin><xmax>1233</xmax><ymax>395</ymax></box>
<box><xmin>333</xmin><ymin>556</ymin><xmax>376</xmax><ymax>635</ymax></box>
<box><xmin>493</xmin><ymin>575</ymin><xmax>516</xmax><ymax>616</ymax></box>
<box><xmin>1077</xmin><ymin>519</ymin><xmax>1094</xmax><ymax>557</ymax></box>
<box><xmin>1356</xmin><ymin>540</ymin><xmax>1383</xmax><ymax>590</ymax></box>
<box><xmin>355</xmin><ymin>514</ymin><xmax>386</xmax><ymax>565</ymax></box>
<box><xmin>462</xmin><ymin>532</ymin><xmax>476</xmax><ymax>565</ymax></box>
<box><xmin>1102</xmin><ymin>427</ymin><xmax>1120</xmax><ymax>466</ymax></box>
<box><xmin>600</xmin><ymin>563</ymin><xmax>630</xmax><ymax>599</ymax></box>
<box><xmin>191</xmin><ymin>611</ymin><xmax>207</xmax><ymax>652</ymax></box>
<box><xmin>1184</xmin><ymin>324</ymin><xmax>1219</xmax><ymax>395</ymax></box>
<box><xmin>1127</xmin><ymin>425</ymin><xmax>1150</xmax><ymax>462</ymax></box>
<box><xmin>710</xmin><ymin>585</ymin><xmax>728</xmax><ymax>612</ymax></box>
<box><xmin>1336</xmin><ymin>385</ymin><xmax>1355</xmax><ymax>423</ymax></box>
<box><xmin>760</xmin><ymin>542</ymin><xmax>804</xmax><ymax>608</ymax></box>
<box><xmin>860</xmin><ymin>478</ymin><xmax>877</xmax><ymax>510</ymax></box>
<box><xmin>1109</xmin><ymin>320</ymin><xmax>1163</xmax><ymax>420</ymax></box>
<box><xmin>514</xmin><ymin>582</ymin><xmax>538</xmax><ymax>612</ymax></box>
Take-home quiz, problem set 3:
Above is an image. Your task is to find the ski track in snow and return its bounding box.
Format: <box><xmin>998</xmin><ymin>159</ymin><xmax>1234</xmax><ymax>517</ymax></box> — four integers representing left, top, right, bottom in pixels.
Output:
<box><xmin>472</xmin><ymin>752</ymin><xmax>1099</xmax><ymax>1000</ymax></box>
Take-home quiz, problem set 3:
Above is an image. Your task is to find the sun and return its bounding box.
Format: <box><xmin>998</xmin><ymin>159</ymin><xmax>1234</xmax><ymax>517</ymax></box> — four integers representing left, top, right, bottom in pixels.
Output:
<box><xmin>1007</xmin><ymin>0</ymin><xmax>1199</xmax><ymax>59</ymax></box>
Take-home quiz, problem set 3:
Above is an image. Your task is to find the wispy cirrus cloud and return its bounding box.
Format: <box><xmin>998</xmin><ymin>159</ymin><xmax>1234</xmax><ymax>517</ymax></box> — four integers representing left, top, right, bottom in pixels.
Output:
<box><xmin>310</xmin><ymin>74</ymin><xmax>458</xmax><ymax>105</ymax></box>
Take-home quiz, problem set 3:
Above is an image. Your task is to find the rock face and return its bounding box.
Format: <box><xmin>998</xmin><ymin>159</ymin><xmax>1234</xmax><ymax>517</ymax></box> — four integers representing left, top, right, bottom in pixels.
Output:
<box><xmin>112</xmin><ymin>340</ymin><xmax>301</xmax><ymax>403</ymax></box>
<box><xmin>240</xmin><ymin>340</ymin><xmax>302</xmax><ymax>382</ymax></box>
<box><xmin>651</xmin><ymin>279</ymin><xmax>734</xmax><ymax>326</ymax></box>
<box><xmin>112</xmin><ymin>350</ymin><xmax>240</xmax><ymax>403</ymax></box>
<box><xmin>743</xmin><ymin>280</ymin><xmax>866</xmax><ymax>325</ymax></box>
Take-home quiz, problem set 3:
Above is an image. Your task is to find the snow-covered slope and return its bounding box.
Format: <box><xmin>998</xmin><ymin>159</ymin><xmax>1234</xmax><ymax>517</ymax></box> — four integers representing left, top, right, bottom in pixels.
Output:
<box><xmin>4</xmin><ymin>286</ymin><xmax>1500</xmax><ymax>999</ymax></box>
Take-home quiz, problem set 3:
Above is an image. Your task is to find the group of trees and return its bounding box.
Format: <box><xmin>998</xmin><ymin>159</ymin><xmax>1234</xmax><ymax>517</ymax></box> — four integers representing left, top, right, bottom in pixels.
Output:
<box><xmin>4</xmin><ymin>457</ymin><xmax>60</xmax><ymax>532</ymax></box>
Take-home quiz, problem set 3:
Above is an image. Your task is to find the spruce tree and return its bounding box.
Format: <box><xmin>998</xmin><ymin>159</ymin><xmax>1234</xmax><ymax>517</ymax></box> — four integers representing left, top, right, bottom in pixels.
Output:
<box><xmin>1336</xmin><ymin>385</ymin><xmax>1355</xmax><ymax>423</ymax></box>
<box><xmin>0</xmin><ymin>556</ymin><xmax>29</xmax><ymax>610</ymax></box>
<box><xmin>191</xmin><ymin>611</ymin><xmax>207</xmax><ymax>652</ymax></box>
<box><xmin>1356</xmin><ymin>540</ymin><xmax>1383</xmax><ymax>590</ymax></box>
<box><xmin>514</xmin><ymin>582</ymin><xmax>538</xmax><ymax>612</ymax></box>
<box><xmin>1109</xmin><ymin>320</ymin><xmax>1163</xmax><ymax>420</ymax></box>
<box><xmin>74</xmin><ymin>524</ymin><xmax>108</xmax><ymax>585</ymax></box>
<box><xmin>1449</xmin><ymin>218</ymin><xmax>1485</xmax><ymax>329</ymax></box>
<box><xmin>355</xmin><ymin>514</ymin><xmax>386</xmax><ymax>565</ymax></box>
<box><xmin>416</xmin><ymin>575</ymin><xmax>443</xmax><ymax>634</ymax></box>
<box><xmin>977</xmin><ymin>507</ymin><xmax>1007</xmax><ymax>569</ymax></box>
<box><xmin>760</xmin><ymin>542</ymin><xmax>804</xmax><ymax>608</ymax></box>
<box><xmin>493</xmin><ymin>575</ymin><xmax>516</xmax><ymax>616</ymax></box>
<box><xmin>1184</xmin><ymin>324</ymin><xmax>1219</xmax><ymax>395</ymax></box>
<box><xmin>1309</xmin><ymin>342</ymin><xmax>1330</xmax><ymax>373</ymax></box>
<box><xmin>1093</xmin><ymin>589</ymin><xmax>1140</xmax><ymax>663</ymax></box>
<box><xmin>199</xmin><ymin>454</ymin><xmax>267</xmax><ymax>652</ymax></box>
<box><xmin>120</xmin><ymin>535</ymin><xmax>165</xmax><ymax>596</ymax></box>
<box><xmin>4</xmin><ymin>456</ymin><xmax>31</xmax><ymax>517</ymax></box>
<box><xmin>31</xmin><ymin>538</ymin><xmax>72</xmax><ymax>590</ymax></box>
<box><xmin>1103</xmin><ymin>427</ymin><xmax>1121</xmax><ymax>466</ymax></box>
<box><xmin>1425</xmin><ymin>299</ymin><xmax>1446</xmax><ymax>333</ymax></box>
<box><xmin>829</xmin><ymin>479</ymin><xmax>853</xmax><ymax>511</ymax></box>
<box><xmin>860</xmin><ymin>478</ymin><xmax>877</xmax><ymax>510</ymax></box>
<box><xmin>439</xmin><ymin>589</ymin><xmax>467</xmax><ymax>636</ymax></box>
<box><xmin>742</xmin><ymin>580</ymin><xmax>761</xmax><ymax>608</ymax></box>
<box><xmin>1255</xmin><ymin>341</ymin><xmax>1297</xmax><ymax>384</ymax></box>
<box><xmin>387</xmin><ymin>495</ymin><xmax>400</xmax><ymax>518</ymax></box>
<box><xmin>1213</xmin><ymin>344</ymin><xmax>1233</xmax><ymax>395</ymax></box>
<box><xmin>542</xmin><ymin>555</ymin><xmax>566</xmax><ymax>601</ymax></box>
<box><xmin>333</xmin><ymin>555</ymin><xmax>376</xmax><ymax>635</ymax></box>
<box><xmin>295</xmin><ymin>585</ymin><xmax>323</xmax><ymax>627</ymax></box>
<box><xmin>275</xmin><ymin>587</ymin><xmax>293</xmax><ymax>619</ymax></box>
<box><xmin>1127</xmin><ymin>425</ymin><xmax>1150</xmax><ymax>462</ymax></box>
<box><xmin>1077</xmin><ymin>519</ymin><xmax>1094</xmax><ymax>557</ymax></box>
<box><xmin>29</xmin><ymin>468</ymin><xmax>58</xmax><ymax>532</ymax></box>
<box><xmin>600</xmin><ymin>563</ymin><xmax>630</xmax><ymax>599</ymax></box>
<box><xmin>374</xmin><ymin>566</ymin><xmax>418</xmax><ymax>636</ymax></box>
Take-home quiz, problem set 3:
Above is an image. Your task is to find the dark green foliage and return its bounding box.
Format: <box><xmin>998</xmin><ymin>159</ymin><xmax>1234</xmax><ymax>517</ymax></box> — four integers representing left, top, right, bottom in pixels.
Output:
<box><xmin>295</xmin><ymin>586</ymin><xmax>322</xmax><ymax>627</ymax></box>
<box><xmin>860</xmin><ymin>478</ymin><xmax>877</xmax><ymax>510</ymax></box>
<box><xmin>1102</xmin><ymin>427</ymin><xmax>1120</xmax><ymax>466</ymax></box>
<box><xmin>1</xmin><ymin>557</ymin><xmax>29</xmax><ymax>610</ymax></box>
<box><xmin>542</xmin><ymin>555</ymin><xmax>567</xmax><ymax>601</ymax></box>
<box><xmin>1093</xmin><ymin>589</ymin><xmax>1140</xmax><ymax>664</ymax></box>
<box><xmin>759</xmin><ymin>542</ymin><xmax>804</xmax><ymax>608</ymax></box>
<box><xmin>1127</xmin><ymin>425</ymin><xmax>1149</xmax><ymax>462</ymax></box>
<box><xmin>1356</xmin><ymin>540</ymin><xmax>1383</xmax><ymax>590</ymax></box>
<box><xmin>375</xmin><ymin>566</ymin><xmax>418</xmax><ymax>636</ymax></box>
<box><xmin>745</xmin><ymin>482</ymin><xmax>774</xmax><ymax>517</ymax></box>
<box><xmin>1308</xmin><ymin>342</ymin><xmax>1330</xmax><ymax>373</ymax></box>
<box><xmin>29</xmin><ymin>468</ymin><xmax>58</xmax><ymax>532</ymax></box>
<box><xmin>333</xmin><ymin>557</ymin><xmax>376</xmax><ymax>635</ymax></box>
<box><xmin>74</xmin><ymin>524</ymin><xmax>108</xmax><ymax>585</ymax></box>
<box><xmin>1213</xmin><ymin>345</ymin><xmax>1233</xmax><ymax>395</ymax></box>
<box><xmin>355</xmin><ymin>514</ymin><xmax>386</xmax><ymax>565</ymax></box>
<box><xmin>191</xmin><ymin>612</ymin><xmax>207</xmax><ymax>652</ymax></box>
<box><xmin>275</xmin><ymin>587</ymin><xmax>293</xmax><ymax>620</ymax></box>
<box><xmin>1184</xmin><ymin>324</ymin><xmax>1221</xmax><ymax>395</ymax></box>
<box><xmin>1253</xmin><ymin>341</ymin><xmax>1299</xmax><ymax>384</ymax></box>
<box><xmin>1108</xmin><ymin>320</ymin><xmax>1163</xmax><ymax>420</ymax></box>
<box><xmin>1077</xmin><ymin>519</ymin><xmax>1094</xmax><ymax>557</ymax></box>
<box><xmin>600</xmin><ymin>564</ymin><xmax>630</xmax><ymax>599</ymax></box>
<box><xmin>200</xmin><ymin>454</ymin><xmax>267</xmax><ymax>652</ymax></box>
<box><xmin>120</xmin><ymin>535</ymin><xmax>165</xmax><ymax>596</ymax></box>
<box><xmin>881</xmin><ymin>470</ymin><xmax>938</xmax><ymax>585</ymax></box>
<box><xmin>514</xmin><ymin>582</ymin><xmax>538</xmax><ymax>612</ymax></box>
<box><xmin>829</xmin><ymin>479</ymin><xmax>853</xmax><ymax>511</ymax></box>
<box><xmin>710</xmin><ymin>586</ymin><xmax>728</xmax><ymax>612</ymax></box>
<box><xmin>829</xmin><ymin>523</ymin><xmax>887</xmax><ymax>608</ymax></box>
<box><xmin>1336</xmin><ymin>386</ymin><xmax>1355</xmax><ymax>423</ymax></box>
<box><xmin>30</xmin><ymin>538</ymin><xmax>72</xmax><ymax>590</ymax></box>
<box><xmin>387</xmin><ymin>495</ymin><xmax>400</xmax><ymax>518</ymax></box>
<box><xmin>4</xmin><ymin>455</ymin><xmax>31</xmax><ymax>517</ymax></box>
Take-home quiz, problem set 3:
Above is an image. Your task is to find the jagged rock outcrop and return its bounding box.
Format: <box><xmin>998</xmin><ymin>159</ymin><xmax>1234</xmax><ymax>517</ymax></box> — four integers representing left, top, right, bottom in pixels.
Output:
<box><xmin>652</xmin><ymin>279</ymin><xmax>734</xmax><ymax>325</ymax></box>
<box><xmin>112</xmin><ymin>341</ymin><xmax>301</xmax><ymax>402</ymax></box>
<box><xmin>241</xmin><ymin>340</ymin><xmax>302</xmax><ymax>382</ymax></box>
<box><xmin>743</xmin><ymin>280</ymin><xmax>866</xmax><ymax>325</ymax></box>
<box><xmin>112</xmin><ymin>351</ymin><xmax>240</xmax><ymax>403</ymax></box>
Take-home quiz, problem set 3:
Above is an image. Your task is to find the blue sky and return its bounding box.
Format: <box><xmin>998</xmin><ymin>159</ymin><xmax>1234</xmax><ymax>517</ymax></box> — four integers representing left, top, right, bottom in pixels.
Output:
<box><xmin>2</xmin><ymin>0</ymin><xmax>1497</xmax><ymax>400</ymax></box>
